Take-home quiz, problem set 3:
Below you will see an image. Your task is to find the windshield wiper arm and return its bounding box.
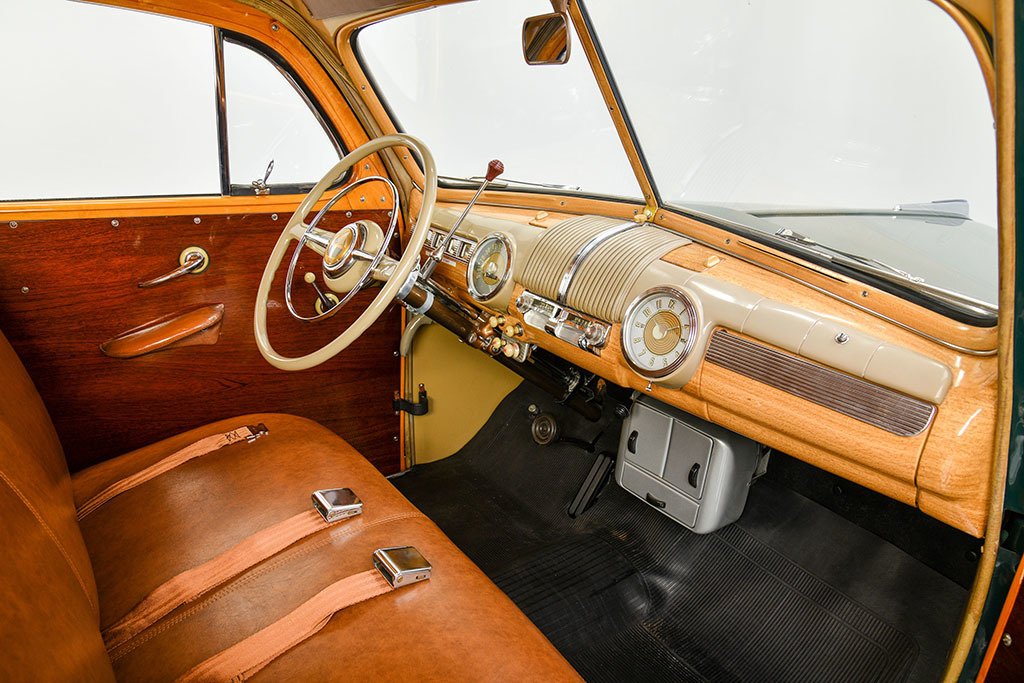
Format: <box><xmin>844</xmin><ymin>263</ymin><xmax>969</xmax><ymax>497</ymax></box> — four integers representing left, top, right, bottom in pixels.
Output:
<box><xmin>459</xmin><ymin>175</ymin><xmax>581</xmax><ymax>191</ymax></box>
<box><xmin>773</xmin><ymin>229</ymin><xmax>924</xmax><ymax>282</ymax></box>
<box><xmin>770</xmin><ymin>228</ymin><xmax>997</xmax><ymax>317</ymax></box>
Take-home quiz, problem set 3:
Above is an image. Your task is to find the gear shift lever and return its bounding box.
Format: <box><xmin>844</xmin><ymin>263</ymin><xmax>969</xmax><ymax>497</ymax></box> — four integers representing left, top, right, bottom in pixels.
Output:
<box><xmin>421</xmin><ymin>159</ymin><xmax>504</xmax><ymax>279</ymax></box>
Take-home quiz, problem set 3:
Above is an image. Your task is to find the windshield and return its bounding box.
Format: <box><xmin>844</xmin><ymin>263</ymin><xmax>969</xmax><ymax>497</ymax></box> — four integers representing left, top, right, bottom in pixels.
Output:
<box><xmin>357</xmin><ymin>0</ymin><xmax>641</xmax><ymax>199</ymax></box>
<box><xmin>357</xmin><ymin>0</ymin><xmax>997</xmax><ymax>320</ymax></box>
<box><xmin>585</xmin><ymin>0</ymin><xmax>997</xmax><ymax>316</ymax></box>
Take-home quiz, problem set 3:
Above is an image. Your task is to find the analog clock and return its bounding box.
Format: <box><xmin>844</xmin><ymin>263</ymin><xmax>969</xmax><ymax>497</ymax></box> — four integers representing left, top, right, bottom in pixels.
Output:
<box><xmin>621</xmin><ymin>287</ymin><xmax>697</xmax><ymax>378</ymax></box>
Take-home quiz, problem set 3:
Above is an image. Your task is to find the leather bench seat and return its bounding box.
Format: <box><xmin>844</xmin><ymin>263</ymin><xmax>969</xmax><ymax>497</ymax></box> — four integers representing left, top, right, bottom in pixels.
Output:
<box><xmin>0</xmin><ymin>331</ymin><xmax>579</xmax><ymax>681</ymax></box>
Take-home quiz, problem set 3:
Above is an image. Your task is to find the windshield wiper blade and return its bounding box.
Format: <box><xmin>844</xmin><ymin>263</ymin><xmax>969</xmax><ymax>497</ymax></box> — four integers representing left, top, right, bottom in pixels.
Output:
<box><xmin>770</xmin><ymin>228</ymin><xmax>997</xmax><ymax>317</ymax></box>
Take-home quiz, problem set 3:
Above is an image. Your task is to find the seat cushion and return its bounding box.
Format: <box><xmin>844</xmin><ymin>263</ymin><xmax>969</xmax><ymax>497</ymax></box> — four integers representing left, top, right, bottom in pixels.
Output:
<box><xmin>73</xmin><ymin>413</ymin><xmax>578</xmax><ymax>681</ymax></box>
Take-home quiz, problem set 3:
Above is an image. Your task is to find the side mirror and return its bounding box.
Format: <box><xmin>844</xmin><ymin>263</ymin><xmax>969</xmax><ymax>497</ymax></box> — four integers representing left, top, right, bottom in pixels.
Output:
<box><xmin>522</xmin><ymin>12</ymin><xmax>571</xmax><ymax>65</ymax></box>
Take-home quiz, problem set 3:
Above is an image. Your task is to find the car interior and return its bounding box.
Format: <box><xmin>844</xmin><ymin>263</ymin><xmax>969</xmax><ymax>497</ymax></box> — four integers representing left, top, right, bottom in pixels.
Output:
<box><xmin>0</xmin><ymin>0</ymin><xmax>1017</xmax><ymax>681</ymax></box>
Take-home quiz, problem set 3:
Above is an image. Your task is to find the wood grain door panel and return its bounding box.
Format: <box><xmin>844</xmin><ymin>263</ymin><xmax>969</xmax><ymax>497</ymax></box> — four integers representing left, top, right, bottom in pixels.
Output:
<box><xmin>0</xmin><ymin>211</ymin><xmax>401</xmax><ymax>473</ymax></box>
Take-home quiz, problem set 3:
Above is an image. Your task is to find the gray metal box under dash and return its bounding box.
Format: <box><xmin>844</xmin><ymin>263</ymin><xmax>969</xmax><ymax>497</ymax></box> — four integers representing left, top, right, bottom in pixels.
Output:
<box><xmin>616</xmin><ymin>395</ymin><xmax>761</xmax><ymax>534</ymax></box>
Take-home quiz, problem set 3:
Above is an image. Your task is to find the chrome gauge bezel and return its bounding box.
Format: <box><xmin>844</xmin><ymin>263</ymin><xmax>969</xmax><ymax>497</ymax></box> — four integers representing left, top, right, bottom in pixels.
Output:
<box><xmin>621</xmin><ymin>286</ymin><xmax>699</xmax><ymax>379</ymax></box>
<box><xmin>466</xmin><ymin>232</ymin><xmax>513</xmax><ymax>302</ymax></box>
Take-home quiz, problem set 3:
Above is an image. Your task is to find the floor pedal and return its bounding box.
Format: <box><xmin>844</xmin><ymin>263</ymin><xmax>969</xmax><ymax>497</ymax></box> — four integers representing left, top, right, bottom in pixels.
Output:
<box><xmin>568</xmin><ymin>451</ymin><xmax>615</xmax><ymax>518</ymax></box>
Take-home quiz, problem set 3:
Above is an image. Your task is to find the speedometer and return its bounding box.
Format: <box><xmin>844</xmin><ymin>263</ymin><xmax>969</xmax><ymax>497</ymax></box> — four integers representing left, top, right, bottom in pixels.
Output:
<box><xmin>621</xmin><ymin>287</ymin><xmax>697</xmax><ymax>378</ymax></box>
<box><xmin>467</xmin><ymin>233</ymin><xmax>511</xmax><ymax>301</ymax></box>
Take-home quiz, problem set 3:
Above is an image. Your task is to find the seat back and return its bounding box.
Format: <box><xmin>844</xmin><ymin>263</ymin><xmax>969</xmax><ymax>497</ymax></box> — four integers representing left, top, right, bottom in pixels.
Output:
<box><xmin>0</xmin><ymin>330</ymin><xmax>113</xmax><ymax>681</ymax></box>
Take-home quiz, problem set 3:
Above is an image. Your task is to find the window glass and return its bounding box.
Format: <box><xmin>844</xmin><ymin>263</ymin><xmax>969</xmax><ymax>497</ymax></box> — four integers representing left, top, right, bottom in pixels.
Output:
<box><xmin>356</xmin><ymin>0</ymin><xmax>641</xmax><ymax>199</ymax></box>
<box><xmin>223</xmin><ymin>40</ymin><xmax>341</xmax><ymax>190</ymax></box>
<box><xmin>0</xmin><ymin>0</ymin><xmax>220</xmax><ymax>200</ymax></box>
<box><xmin>587</xmin><ymin>0</ymin><xmax>997</xmax><ymax>311</ymax></box>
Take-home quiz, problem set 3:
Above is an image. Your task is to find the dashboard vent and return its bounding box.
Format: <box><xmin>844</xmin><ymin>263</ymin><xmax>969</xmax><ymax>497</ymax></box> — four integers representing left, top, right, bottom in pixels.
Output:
<box><xmin>705</xmin><ymin>330</ymin><xmax>935</xmax><ymax>437</ymax></box>
<box><xmin>520</xmin><ymin>215</ymin><xmax>625</xmax><ymax>302</ymax></box>
<box><xmin>521</xmin><ymin>215</ymin><xmax>688</xmax><ymax>322</ymax></box>
<box><xmin>565</xmin><ymin>226</ymin><xmax>685</xmax><ymax>321</ymax></box>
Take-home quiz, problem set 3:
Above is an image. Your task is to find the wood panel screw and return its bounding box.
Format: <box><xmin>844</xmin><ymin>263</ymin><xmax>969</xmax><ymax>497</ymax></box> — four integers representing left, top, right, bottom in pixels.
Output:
<box><xmin>110</xmin><ymin>219</ymin><xmax>119</xmax><ymax>227</ymax></box>
<box><xmin>271</xmin><ymin>23</ymin><xmax>279</xmax><ymax>31</ymax></box>
<box><xmin>8</xmin><ymin>221</ymin><xmax>16</xmax><ymax>229</ymax></box>
<box><xmin>1003</xmin><ymin>633</ymin><xmax>1012</xmax><ymax>647</ymax></box>
<box><xmin>20</xmin><ymin>286</ymin><xmax>29</xmax><ymax>294</ymax></box>
<box><xmin>346</xmin><ymin>211</ymin><xmax>352</xmax><ymax>218</ymax></box>
<box><xmin>271</xmin><ymin>213</ymin><xmax>278</xmax><ymax>221</ymax></box>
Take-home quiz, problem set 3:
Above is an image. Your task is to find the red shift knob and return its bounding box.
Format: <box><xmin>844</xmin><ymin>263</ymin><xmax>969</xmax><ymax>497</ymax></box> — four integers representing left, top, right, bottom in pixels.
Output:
<box><xmin>485</xmin><ymin>159</ymin><xmax>504</xmax><ymax>182</ymax></box>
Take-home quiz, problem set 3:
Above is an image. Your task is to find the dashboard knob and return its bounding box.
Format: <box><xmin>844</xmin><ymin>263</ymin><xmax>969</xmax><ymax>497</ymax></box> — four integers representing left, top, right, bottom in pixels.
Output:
<box><xmin>488</xmin><ymin>337</ymin><xmax>505</xmax><ymax>354</ymax></box>
<box><xmin>488</xmin><ymin>314</ymin><xmax>506</xmax><ymax>328</ymax></box>
<box><xmin>502</xmin><ymin>341</ymin><xmax>521</xmax><ymax>358</ymax></box>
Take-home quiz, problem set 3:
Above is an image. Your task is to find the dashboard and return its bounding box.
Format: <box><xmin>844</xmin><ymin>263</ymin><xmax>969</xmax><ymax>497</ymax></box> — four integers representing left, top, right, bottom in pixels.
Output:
<box><xmin>419</xmin><ymin>205</ymin><xmax>997</xmax><ymax>538</ymax></box>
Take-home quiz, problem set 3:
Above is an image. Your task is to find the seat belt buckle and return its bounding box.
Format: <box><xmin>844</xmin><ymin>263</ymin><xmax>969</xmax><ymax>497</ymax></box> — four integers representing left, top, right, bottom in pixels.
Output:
<box><xmin>311</xmin><ymin>488</ymin><xmax>363</xmax><ymax>523</ymax></box>
<box><xmin>373</xmin><ymin>546</ymin><xmax>432</xmax><ymax>588</ymax></box>
<box><xmin>245</xmin><ymin>423</ymin><xmax>269</xmax><ymax>443</ymax></box>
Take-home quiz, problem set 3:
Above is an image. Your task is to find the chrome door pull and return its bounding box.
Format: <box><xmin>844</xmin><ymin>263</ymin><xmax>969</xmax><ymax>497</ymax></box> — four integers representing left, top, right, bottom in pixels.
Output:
<box><xmin>138</xmin><ymin>246</ymin><xmax>210</xmax><ymax>288</ymax></box>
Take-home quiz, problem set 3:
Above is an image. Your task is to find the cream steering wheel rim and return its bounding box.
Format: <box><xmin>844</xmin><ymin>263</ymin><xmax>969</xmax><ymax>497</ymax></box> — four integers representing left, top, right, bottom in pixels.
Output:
<box><xmin>254</xmin><ymin>134</ymin><xmax>437</xmax><ymax>371</ymax></box>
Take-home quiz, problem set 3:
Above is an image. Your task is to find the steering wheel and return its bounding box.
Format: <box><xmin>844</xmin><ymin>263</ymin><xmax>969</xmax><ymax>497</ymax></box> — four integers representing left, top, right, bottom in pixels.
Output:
<box><xmin>254</xmin><ymin>134</ymin><xmax>437</xmax><ymax>370</ymax></box>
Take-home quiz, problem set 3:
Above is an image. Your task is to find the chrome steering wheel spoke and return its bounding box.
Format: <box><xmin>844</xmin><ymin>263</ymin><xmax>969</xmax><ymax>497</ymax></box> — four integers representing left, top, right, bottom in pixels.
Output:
<box><xmin>283</xmin><ymin>175</ymin><xmax>401</xmax><ymax>323</ymax></box>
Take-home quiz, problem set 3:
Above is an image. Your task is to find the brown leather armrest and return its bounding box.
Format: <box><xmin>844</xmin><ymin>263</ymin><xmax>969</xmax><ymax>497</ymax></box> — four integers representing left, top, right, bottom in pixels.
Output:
<box><xmin>101</xmin><ymin>304</ymin><xmax>224</xmax><ymax>359</ymax></box>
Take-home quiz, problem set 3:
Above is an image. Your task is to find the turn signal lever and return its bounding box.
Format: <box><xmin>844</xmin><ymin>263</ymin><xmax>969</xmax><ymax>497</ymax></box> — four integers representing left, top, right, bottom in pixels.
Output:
<box><xmin>420</xmin><ymin>159</ymin><xmax>504</xmax><ymax>279</ymax></box>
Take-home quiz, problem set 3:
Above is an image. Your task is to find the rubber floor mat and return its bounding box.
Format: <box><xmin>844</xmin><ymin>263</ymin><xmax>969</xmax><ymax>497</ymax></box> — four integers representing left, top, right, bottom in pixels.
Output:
<box><xmin>394</xmin><ymin>384</ymin><xmax>966</xmax><ymax>682</ymax></box>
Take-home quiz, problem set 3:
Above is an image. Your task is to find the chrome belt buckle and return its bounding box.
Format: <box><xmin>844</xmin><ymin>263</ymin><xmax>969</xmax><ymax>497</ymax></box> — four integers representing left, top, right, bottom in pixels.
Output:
<box><xmin>373</xmin><ymin>546</ymin><xmax>432</xmax><ymax>587</ymax></box>
<box><xmin>245</xmin><ymin>423</ymin><xmax>269</xmax><ymax>443</ymax></box>
<box><xmin>311</xmin><ymin>488</ymin><xmax>363</xmax><ymax>523</ymax></box>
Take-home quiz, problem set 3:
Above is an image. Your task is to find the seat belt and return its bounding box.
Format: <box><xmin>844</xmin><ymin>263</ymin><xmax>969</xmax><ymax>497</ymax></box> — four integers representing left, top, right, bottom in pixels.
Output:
<box><xmin>77</xmin><ymin>424</ymin><xmax>269</xmax><ymax>520</ymax></box>
<box><xmin>176</xmin><ymin>547</ymin><xmax>431</xmax><ymax>683</ymax></box>
<box><xmin>104</xmin><ymin>488</ymin><xmax>365</xmax><ymax>652</ymax></box>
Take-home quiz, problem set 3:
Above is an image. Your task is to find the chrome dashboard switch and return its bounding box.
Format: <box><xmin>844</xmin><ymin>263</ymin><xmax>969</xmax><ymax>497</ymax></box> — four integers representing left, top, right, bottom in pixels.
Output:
<box><xmin>516</xmin><ymin>291</ymin><xmax>610</xmax><ymax>355</ymax></box>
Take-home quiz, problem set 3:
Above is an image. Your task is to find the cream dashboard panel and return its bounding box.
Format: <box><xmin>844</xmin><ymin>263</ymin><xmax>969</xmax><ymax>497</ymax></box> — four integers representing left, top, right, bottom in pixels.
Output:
<box><xmin>422</xmin><ymin>205</ymin><xmax>996</xmax><ymax>537</ymax></box>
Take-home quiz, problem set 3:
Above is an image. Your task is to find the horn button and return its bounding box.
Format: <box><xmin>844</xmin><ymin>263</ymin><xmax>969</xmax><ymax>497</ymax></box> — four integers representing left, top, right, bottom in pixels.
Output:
<box><xmin>321</xmin><ymin>220</ymin><xmax>384</xmax><ymax>294</ymax></box>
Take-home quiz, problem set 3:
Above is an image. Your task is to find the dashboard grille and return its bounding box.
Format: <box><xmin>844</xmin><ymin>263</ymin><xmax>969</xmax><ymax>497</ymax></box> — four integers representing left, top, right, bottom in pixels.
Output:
<box><xmin>705</xmin><ymin>330</ymin><xmax>935</xmax><ymax>437</ymax></box>
<box><xmin>520</xmin><ymin>215</ymin><xmax>687</xmax><ymax>322</ymax></box>
<box><xmin>566</xmin><ymin>225</ymin><xmax>684</xmax><ymax>321</ymax></box>
<box><xmin>520</xmin><ymin>215</ymin><xmax>625</xmax><ymax>302</ymax></box>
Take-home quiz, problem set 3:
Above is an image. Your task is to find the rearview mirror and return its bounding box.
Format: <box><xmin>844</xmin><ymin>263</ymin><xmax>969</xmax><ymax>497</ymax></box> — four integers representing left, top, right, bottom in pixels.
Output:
<box><xmin>522</xmin><ymin>12</ymin><xmax>570</xmax><ymax>65</ymax></box>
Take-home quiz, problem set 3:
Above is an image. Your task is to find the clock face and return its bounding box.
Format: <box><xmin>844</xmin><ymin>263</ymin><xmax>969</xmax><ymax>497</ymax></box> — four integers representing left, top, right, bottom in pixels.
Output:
<box><xmin>622</xmin><ymin>289</ymin><xmax>697</xmax><ymax>378</ymax></box>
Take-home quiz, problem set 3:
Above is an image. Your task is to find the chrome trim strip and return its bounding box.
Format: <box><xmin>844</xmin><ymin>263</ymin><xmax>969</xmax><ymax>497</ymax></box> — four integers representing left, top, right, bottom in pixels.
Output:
<box><xmin>556</xmin><ymin>221</ymin><xmax>634</xmax><ymax>303</ymax></box>
<box><xmin>705</xmin><ymin>330</ymin><xmax>936</xmax><ymax>437</ymax></box>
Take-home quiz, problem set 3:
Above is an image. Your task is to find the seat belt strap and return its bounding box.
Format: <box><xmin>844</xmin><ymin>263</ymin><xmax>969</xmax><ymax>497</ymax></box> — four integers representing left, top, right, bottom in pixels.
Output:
<box><xmin>103</xmin><ymin>488</ymin><xmax>364</xmax><ymax>652</ymax></box>
<box><xmin>105</xmin><ymin>509</ymin><xmax>321</xmax><ymax>650</ymax></box>
<box><xmin>77</xmin><ymin>424</ymin><xmax>268</xmax><ymax>520</ymax></box>
<box><xmin>176</xmin><ymin>546</ymin><xmax>431</xmax><ymax>683</ymax></box>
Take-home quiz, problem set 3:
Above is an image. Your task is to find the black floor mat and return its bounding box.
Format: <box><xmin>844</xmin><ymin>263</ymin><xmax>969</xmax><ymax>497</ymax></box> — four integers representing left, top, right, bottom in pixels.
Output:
<box><xmin>394</xmin><ymin>384</ymin><xmax>967</xmax><ymax>682</ymax></box>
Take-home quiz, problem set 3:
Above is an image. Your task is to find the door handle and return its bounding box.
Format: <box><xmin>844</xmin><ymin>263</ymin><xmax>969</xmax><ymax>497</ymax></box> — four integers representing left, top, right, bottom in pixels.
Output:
<box><xmin>138</xmin><ymin>246</ymin><xmax>209</xmax><ymax>288</ymax></box>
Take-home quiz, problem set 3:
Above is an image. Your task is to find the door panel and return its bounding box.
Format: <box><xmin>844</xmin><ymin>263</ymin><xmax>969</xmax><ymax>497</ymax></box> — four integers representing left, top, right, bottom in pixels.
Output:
<box><xmin>0</xmin><ymin>209</ymin><xmax>401</xmax><ymax>473</ymax></box>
